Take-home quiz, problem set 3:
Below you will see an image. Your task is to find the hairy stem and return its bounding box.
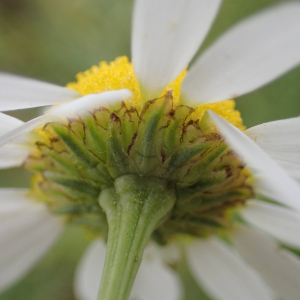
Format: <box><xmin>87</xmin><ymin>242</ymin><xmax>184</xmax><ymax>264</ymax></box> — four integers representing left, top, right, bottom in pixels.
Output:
<box><xmin>97</xmin><ymin>174</ymin><xmax>176</xmax><ymax>300</ymax></box>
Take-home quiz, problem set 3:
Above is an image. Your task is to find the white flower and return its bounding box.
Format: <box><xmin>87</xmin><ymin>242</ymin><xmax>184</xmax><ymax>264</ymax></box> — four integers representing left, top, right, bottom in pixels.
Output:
<box><xmin>1</xmin><ymin>1</ymin><xmax>300</xmax><ymax>300</ymax></box>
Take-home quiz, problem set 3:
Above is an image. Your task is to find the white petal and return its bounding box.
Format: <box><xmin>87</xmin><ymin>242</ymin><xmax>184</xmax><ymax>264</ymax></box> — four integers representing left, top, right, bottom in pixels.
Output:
<box><xmin>160</xmin><ymin>242</ymin><xmax>181</xmax><ymax>265</ymax></box>
<box><xmin>0</xmin><ymin>113</ymin><xmax>24</xmax><ymax>133</ymax></box>
<box><xmin>208</xmin><ymin>111</ymin><xmax>300</xmax><ymax>212</ymax></box>
<box><xmin>241</xmin><ymin>200</ymin><xmax>300</xmax><ymax>249</ymax></box>
<box><xmin>233</xmin><ymin>226</ymin><xmax>300</xmax><ymax>300</ymax></box>
<box><xmin>74</xmin><ymin>240</ymin><xmax>106</xmax><ymax>300</ymax></box>
<box><xmin>246</xmin><ymin>117</ymin><xmax>300</xmax><ymax>164</ymax></box>
<box><xmin>130</xmin><ymin>244</ymin><xmax>182</xmax><ymax>300</ymax></box>
<box><xmin>0</xmin><ymin>188</ymin><xmax>31</xmax><ymax>212</ymax></box>
<box><xmin>0</xmin><ymin>113</ymin><xmax>30</xmax><ymax>168</ymax></box>
<box><xmin>278</xmin><ymin>161</ymin><xmax>300</xmax><ymax>183</ymax></box>
<box><xmin>246</xmin><ymin>118</ymin><xmax>300</xmax><ymax>180</ymax></box>
<box><xmin>0</xmin><ymin>90</ymin><xmax>132</xmax><ymax>148</ymax></box>
<box><xmin>0</xmin><ymin>189</ymin><xmax>63</xmax><ymax>292</ymax></box>
<box><xmin>0</xmin><ymin>145</ymin><xmax>30</xmax><ymax>169</ymax></box>
<box><xmin>132</xmin><ymin>0</ymin><xmax>222</xmax><ymax>99</ymax></box>
<box><xmin>0</xmin><ymin>73</ymin><xmax>80</xmax><ymax>111</ymax></box>
<box><xmin>181</xmin><ymin>2</ymin><xmax>300</xmax><ymax>105</ymax></box>
<box><xmin>186</xmin><ymin>238</ymin><xmax>273</xmax><ymax>300</ymax></box>
<box><xmin>49</xmin><ymin>89</ymin><xmax>132</xmax><ymax>117</ymax></box>
<box><xmin>0</xmin><ymin>115</ymin><xmax>51</xmax><ymax>148</ymax></box>
<box><xmin>75</xmin><ymin>240</ymin><xmax>181</xmax><ymax>300</ymax></box>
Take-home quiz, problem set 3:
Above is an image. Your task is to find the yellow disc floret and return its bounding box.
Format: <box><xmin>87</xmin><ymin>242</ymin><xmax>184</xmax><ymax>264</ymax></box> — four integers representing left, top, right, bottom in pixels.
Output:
<box><xmin>67</xmin><ymin>56</ymin><xmax>244</xmax><ymax>130</ymax></box>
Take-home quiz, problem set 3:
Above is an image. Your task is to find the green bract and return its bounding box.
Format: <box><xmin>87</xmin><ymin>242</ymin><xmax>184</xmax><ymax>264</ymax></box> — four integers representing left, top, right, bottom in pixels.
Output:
<box><xmin>25</xmin><ymin>92</ymin><xmax>253</xmax><ymax>241</ymax></box>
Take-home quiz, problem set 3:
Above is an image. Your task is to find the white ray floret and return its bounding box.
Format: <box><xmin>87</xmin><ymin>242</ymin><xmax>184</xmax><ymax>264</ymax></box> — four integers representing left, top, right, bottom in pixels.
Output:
<box><xmin>0</xmin><ymin>90</ymin><xmax>132</xmax><ymax>148</ymax></box>
<box><xmin>0</xmin><ymin>113</ymin><xmax>32</xmax><ymax>169</ymax></box>
<box><xmin>0</xmin><ymin>112</ymin><xmax>33</xmax><ymax>147</ymax></box>
<box><xmin>246</xmin><ymin>117</ymin><xmax>300</xmax><ymax>181</ymax></box>
<box><xmin>208</xmin><ymin>110</ymin><xmax>300</xmax><ymax>212</ymax></box>
<box><xmin>233</xmin><ymin>226</ymin><xmax>300</xmax><ymax>300</ymax></box>
<box><xmin>0</xmin><ymin>189</ymin><xmax>63</xmax><ymax>292</ymax></box>
<box><xmin>75</xmin><ymin>240</ymin><xmax>181</xmax><ymax>300</ymax></box>
<box><xmin>132</xmin><ymin>0</ymin><xmax>222</xmax><ymax>99</ymax></box>
<box><xmin>241</xmin><ymin>200</ymin><xmax>300</xmax><ymax>249</ymax></box>
<box><xmin>181</xmin><ymin>2</ymin><xmax>300</xmax><ymax>105</ymax></box>
<box><xmin>186</xmin><ymin>238</ymin><xmax>273</xmax><ymax>300</ymax></box>
<box><xmin>0</xmin><ymin>115</ymin><xmax>53</xmax><ymax>148</ymax></box>
<box><xmin>0</xmin><ymin>113</ymin><xmax>24</xmax><ymax>131</ymax></box>
<box><xmin>0</xmin><ymin>147</ymin><xmax>30</xmax><ymax>169</ymax></box>
<box><xmin>49</xmin><ymin>89</ymin><xmax>132</xmax><ymax>117</ymax></box>
<box><xmin>278</xmin><ymin>161</ymin><xmax>300</xmax><ymax>183</ymax></box>
<box><xmin>0</xmin><ymin>73</ymin><xmax>80</xmax><ymax>111</ymax></box>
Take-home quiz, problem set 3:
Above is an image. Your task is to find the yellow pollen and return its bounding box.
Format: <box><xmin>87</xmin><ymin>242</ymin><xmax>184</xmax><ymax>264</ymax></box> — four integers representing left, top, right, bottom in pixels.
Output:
<box><xmin>67</xmin><ymin>56</ymin><xmax>244</xmax><ymax>130</ymax></box>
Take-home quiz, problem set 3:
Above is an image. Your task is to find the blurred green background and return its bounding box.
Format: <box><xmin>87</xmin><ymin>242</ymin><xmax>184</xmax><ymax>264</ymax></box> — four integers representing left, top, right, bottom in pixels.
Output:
<box><xmin>0</xmin><ymin>0</ymin><xmax>299</xmax><ymax>299</ymax></box>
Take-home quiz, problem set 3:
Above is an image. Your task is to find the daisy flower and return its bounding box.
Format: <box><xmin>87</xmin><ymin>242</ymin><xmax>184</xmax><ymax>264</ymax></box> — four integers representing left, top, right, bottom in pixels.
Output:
<box><xmin>1</xmin><ymin>0</ymin><xmax>300</xmax><ymax>300</ymax></box>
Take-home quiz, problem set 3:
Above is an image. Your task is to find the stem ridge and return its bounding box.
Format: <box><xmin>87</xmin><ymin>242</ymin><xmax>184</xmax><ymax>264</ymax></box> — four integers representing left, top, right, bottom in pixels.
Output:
<box><xmin>98</xmin><ymin>174</ymin><xmax>176</xmax><ymax>300</ymax></box>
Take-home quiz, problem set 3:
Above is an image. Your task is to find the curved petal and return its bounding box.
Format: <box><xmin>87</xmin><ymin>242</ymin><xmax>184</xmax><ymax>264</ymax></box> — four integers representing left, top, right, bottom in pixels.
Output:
<box><xmin>0</xmin><ymin>113</ymin><xmax>29</xmax><ymax>169</ymax></box>
<box><xmin>49</xmin><ymin>89</ymin><xmax>132</xmax><ymax>117</ymax></box>
<box><xmin>130</xmin><ymin>244</ymin><xmax>182</xmax><ymax>300</ymax></box>
<box><xmin>0</xmin><ymin>112</ymin><xmax>34</xmax><ymax>146</ymax></box>
<box><xmin>74</xmin><ymin>240</ymin><xmax>106</xmax><ymax>300</ymax></box>
<box><xmin>0</xmin><ymin>113</ymin><xmax>24</xmax><ymax>132</ymax></box>
<box><xmin>0</xmin><ymin>73</ymin><xmax>80</xmax><ymax>111</ymax></box>
<box><xmin>0</xmin><ymin>146</ymin><xmax>30</xmax><ymax>169</ymax></box>
<box><xmin>233</xmin><ymin>226</ymin><xmax>300</xmax><ymax>300</ymax></box>
<box><xmin>241</xmin><ymin>200</ymin><xmax>300</xmax><ymax>249</ymax></box>
<box><xmin>246</xmin><ymin>118</ymin><xmax>300</xmax><ymax>180</ymax></box>
<box><xmin>0</xmin><ymin>90</ymin><xmax>132</xmax><ymax>148</ymax></box>
<box><xmin>0</xmin><ymin>189</ymin><xmax>63</xmax><ymax>292</ymax></box>
<box><xmin>208</xmin><ymin>111</ymin><xmax>300</xmax><ymax>212</ymax></box>
<box><xmin>75</xmin><ymin>240</ymin><xmax>181</xmax><ymax>300</ymax></box>
<box><xmin>181</xmin><ymin>2</ymin><xmax>300</xmax><ymax>105</ymax></box>
<box><xmin>186</xmin><ymin>238</ymin><xmax>273</xmax><ymax>300</ymax></box>
<box><xmin>0</xmin><ymin>115</ymin><xmax>52</xmax><ymax>148</ymax></box>
<box><xmin>0</xmin><ymin>113</ymin><xmax>30</xmax><ymax>168</ymax></box>
<box><xmin>132</xmin><ymin>0</ymin><xmax>222</xmax><ymax>100</ymax></box>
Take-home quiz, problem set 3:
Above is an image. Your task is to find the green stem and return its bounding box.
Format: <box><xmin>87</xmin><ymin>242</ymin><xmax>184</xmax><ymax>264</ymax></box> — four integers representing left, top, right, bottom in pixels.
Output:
<box><xmin>97</xmin><ymin>174</ymin><xmax>176</xmax><ymax>300</ymax></box>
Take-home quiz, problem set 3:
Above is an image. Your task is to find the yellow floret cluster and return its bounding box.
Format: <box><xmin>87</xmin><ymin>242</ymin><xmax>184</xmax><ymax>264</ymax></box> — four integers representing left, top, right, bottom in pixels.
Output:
<box><xmin>67</xmin><ymin>56</ymin><xmax>244</xmax><ymax>130</ymax></box>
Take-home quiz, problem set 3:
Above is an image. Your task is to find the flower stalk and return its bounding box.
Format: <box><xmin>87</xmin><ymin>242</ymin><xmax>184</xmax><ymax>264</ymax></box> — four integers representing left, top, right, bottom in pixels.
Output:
<box><xmin>97</xmin><ymin>174</ymin><xmax>176</xmax><ymax>300</ymax></box>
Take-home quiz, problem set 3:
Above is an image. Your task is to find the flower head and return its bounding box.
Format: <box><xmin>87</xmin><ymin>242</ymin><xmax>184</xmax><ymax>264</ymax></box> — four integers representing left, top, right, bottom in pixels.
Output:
<box><xmin>1</xmin><ymin>1</ymin><xmax>300</xmax><ymax>300</ymax></box>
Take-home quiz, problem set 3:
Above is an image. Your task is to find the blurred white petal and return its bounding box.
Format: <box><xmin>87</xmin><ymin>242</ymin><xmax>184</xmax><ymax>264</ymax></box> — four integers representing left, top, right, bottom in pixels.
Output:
<box><xmin>131</xmin><ymin>244</ymin><xmax>182</xmax><ymax>300</ymax></box>
<box><xmin>0</xmin><ymin>146</ymin><xmax>30</xmax><ymax>169</ymax></box>
<box><xmin>0</xmin><ymin>189</ymin><xmax>63</xmax><ymax>292</ymax></box>
<box><xmin>0</xmin><ymin>73</ymin><xmax>80</xmax><ymax>111</ymax></box>
<box><xmin>0</xmin><ymin>113</ymin><xmax>30</xmax><ymax>168</ymax></box>
<box><xmin>132</xmin><ymin>0</ymin><xmax>222</xmax><ymax>99</ymax></box>
<box><xmin>181</xmin><ymin>2</ymin><xmax>300</xmax><ymax>105</ymax></box>
<box><xmin>242</xmin><ymin>200</ymin><xmax>300</xmax><ymax>249</ymax></box>
<box><xmin>0</xmin><ymin>115</ymin><xmax>52</xmax><ymax>148</ymax></box>
<box><xmin>0</xmin><ymin>113</ymin><xmax>24</xmax><ymax>132</ymax></box>
<box><xmin>74</xmin><ymin>240</ymin><xmax>106</xmax><ymax>300</ymax></box>
<box><xmin>186</xmin><ymin>238</ymin><xmax>273</xmax><ymax>300</ymax></box>
<box><xmin>233</xmin><ymin>226</ymin><xmax>300</xmax><ymax>300</ymax></box>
